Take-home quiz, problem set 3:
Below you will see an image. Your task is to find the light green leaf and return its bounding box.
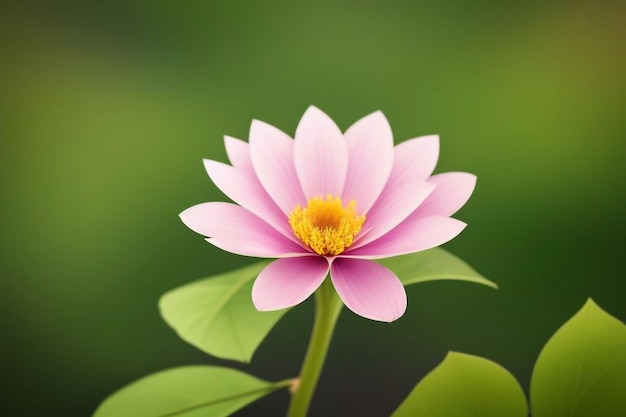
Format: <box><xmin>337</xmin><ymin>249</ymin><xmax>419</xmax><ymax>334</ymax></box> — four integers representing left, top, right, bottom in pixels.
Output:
<box><xmin>392</xmin><ymin>352</ymin><xmax>528</xmax><ymax>417</ymax></box>
<box><xmin>159</xmin><ymin>261</ymin><xmax>289</xmax><ymax>363</ymax></box>
<box><xmin>530</xmin><ymin>298</ymin><xmax>626</xmax><ymax>417</ymax></box>
<box><xmin>93</xmin><ymin>366</ymin><xmax>291</xmax><ymax>417</ymax></box>
<box><xmin>379</xmin><ymin>248</ymin><xmax>497</xmax><ymax>289</ymax></box>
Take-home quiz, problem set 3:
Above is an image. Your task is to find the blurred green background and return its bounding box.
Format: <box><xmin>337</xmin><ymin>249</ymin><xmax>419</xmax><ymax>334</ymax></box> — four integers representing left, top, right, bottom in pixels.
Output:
<box><xmin>1</xmin><ymin>1</ymin><xmax>625</xmax><ymax>416</ymax></box>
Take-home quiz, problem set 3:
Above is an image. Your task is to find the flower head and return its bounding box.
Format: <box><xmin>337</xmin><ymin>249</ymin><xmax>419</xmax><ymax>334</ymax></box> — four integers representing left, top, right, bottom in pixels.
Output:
<box><xmin>180</xmin><ymin>106</ymin><xmax>476</xmax><ymax>322</ymax></box>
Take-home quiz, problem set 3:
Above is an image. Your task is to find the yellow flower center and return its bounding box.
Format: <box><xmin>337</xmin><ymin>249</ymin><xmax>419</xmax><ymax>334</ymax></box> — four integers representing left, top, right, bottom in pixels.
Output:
<box><xmin>289</xmin><ymin>195</ymin><xmax>365</xmax><ymax>256</ymax></box>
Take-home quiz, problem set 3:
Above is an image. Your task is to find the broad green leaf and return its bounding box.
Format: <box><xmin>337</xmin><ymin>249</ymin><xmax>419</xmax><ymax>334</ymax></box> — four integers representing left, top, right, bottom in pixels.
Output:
<box><xmin>392</xmin><ymin>352</ymin><xmax>528</xmax><ymax>417</ymax></box>
<box><xmin>93</xmin><ymin>366</ymin><xmax>290</xmax><ymax>417</ymax></box>
<box><xmin>379</xmin><ymin>248</ymin><xmax>497</xmax><ymax>289</ymax></box>
<box><xmin>159</xmin><ymin>261</ymin><xmax>289</xmax><ymax>362</ymax></box>
<box><xmin>530</xmin><ymin>299</ymin><xmax>626</xmax><ymax>417</ymax></box>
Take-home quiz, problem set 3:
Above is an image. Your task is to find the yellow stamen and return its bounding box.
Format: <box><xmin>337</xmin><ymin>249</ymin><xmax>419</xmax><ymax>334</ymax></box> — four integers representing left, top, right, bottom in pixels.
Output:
<box><xmin>289</xmin><ymin>195</ymin><xmax>365</xmax><ymax>256</ymax></box>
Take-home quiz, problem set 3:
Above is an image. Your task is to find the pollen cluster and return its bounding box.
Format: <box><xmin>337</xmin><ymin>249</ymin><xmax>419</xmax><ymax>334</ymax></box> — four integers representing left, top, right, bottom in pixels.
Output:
<box><xmin>289</xmin><ymin>195</ymin><xmax>365</xmax><ymax>256</ymax></box>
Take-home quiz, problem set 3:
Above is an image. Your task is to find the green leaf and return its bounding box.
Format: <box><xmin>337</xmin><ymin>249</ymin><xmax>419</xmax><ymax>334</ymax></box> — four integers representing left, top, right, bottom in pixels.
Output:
<box><xmin>530</xmin><ymin>298</ymin><xmax>626</xmax><ymax>417</ymax></box>
<box><xmin>379</xmin><ymin>248</ymin><xmax>498</xmax><ymax>289</ymax></box>
<box><xmin>159</xmin><ymin>261</ymin><xmax>289</xmax><ymax>363</ymax></box>
<box><xmin>93</xmin><ymin>366</ymin><xmax>291</xmax><ymax>417</ymax></box>
<box><xmin>392</xmin><ymin>352</ymin><xmax>528</xmax><ymax>417</ymax></box>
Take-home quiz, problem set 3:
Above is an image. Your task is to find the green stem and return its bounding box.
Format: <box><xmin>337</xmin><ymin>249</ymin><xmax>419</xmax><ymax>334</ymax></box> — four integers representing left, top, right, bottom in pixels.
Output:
<box><xmin>287</xmin><ymin>279</ymin><xmax>342</xmax><ymax>417</ymax></box>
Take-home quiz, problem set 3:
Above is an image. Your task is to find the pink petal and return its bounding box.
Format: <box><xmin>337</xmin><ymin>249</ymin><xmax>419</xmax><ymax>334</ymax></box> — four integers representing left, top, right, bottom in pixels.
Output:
<box><xmin>348</xmin><ymin>135</ymin><xmax>439</xmax><ymax>249</ymax></box>
<box><xmin>224</xmin><ymin>135</ymin><xmax>253</xmax><ymax>172</ymax></box>
<box><xmin>330</xmin><ymin>258</ymin><xmax>406</xmax><ymax>322</ymax></box>
<box><xmin>394</xmin><ymin>135</ymin><xmax>440</xmax><ymax>181</ymax></box>
<box><xmin>179</xmin><ymin>202</ymin><xmax>304</xmax><ymax>257</ymax></box>
<box><xmin>294</xmin><ymin>106</ymin><xmax>348</xmax><ymax>199</ymax></box>
<box><xmin>203</xmin><ymin>159</ymin><xmax>297</xmax><ymax>242</ymax></box>
<box><xmin>341</xmin><ymin>111</ymin><xmax>394</xmax><ymax>214</ymax></box>
<box><xmin>413</xmin><ymin>172</ymin><xmax>477</xmax><ymax>217</ymax></box>
<box><xmin>346</xmin><ymin>215</ymin><xmax>467</xmax><ymax>259</ymax></box>
<box><xmin>206</xmin><ymin>238</ymin><xmax>304</xmax><ymax>259</ymax></box>
<box><xmin>252</xmin><ymin>257</ymin><xmax>329</xmax><ymax>311</ymax></box>
<box><xmin>351</xmin><ymin>181</ymin><xmax>435</xmax><ymax>250</ymax></box>
<box><xmin>249</xmin><ymin>119</ymin><xmax>306</xmax><ymax>216</ymax></box>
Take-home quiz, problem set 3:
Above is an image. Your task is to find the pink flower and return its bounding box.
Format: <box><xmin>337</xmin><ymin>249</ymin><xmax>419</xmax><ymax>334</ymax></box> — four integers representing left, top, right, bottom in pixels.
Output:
<box><xmin>180</xmin><ymin>106</ymin><xmax>475</xmax><ymax>322</ymax></box>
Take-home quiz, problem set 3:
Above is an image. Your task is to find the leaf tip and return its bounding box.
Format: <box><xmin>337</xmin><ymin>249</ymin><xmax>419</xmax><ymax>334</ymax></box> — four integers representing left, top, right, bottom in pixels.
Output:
<box><xmin>445</xmin><ymin>350</ymin><xmax>476</xmax><ymax>362</ymax></box>
<box><xmin>579</xmin><ymin>297</ymin><xmax>617</xmax><ymax>322</ymax></box>
<box><xmin>583</xmin><ymin>297</ymin><xmax>598</xmax><ymax>309</ymax></box>
<box><xmin>577</xmin><ymin>297</ymin><xmax>605</xmax><ymax>318</ymax></box>
<box><xmin>157</xmin><ymin>293</ymin><xmax>174</xmax><ymax>326</ymax></box>
<box><xmin>156</xmin><ymin>294</ymin><xmax>167</xmax><ymax>313</ymax></box>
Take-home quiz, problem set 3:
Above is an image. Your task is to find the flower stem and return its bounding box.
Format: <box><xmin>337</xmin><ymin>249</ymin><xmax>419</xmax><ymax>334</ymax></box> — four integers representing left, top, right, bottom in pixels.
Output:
<box><xmin>287</xmin><ymin>278</ymin><xmax>342</xmax><ymax>417</ymax></box>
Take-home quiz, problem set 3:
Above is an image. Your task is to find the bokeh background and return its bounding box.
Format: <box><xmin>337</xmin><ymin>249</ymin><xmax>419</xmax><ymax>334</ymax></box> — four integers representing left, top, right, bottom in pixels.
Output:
<box><xmin>1</xmin><ymin>1</ymin><xmax>625</xmax><ymax>416</ymax></box>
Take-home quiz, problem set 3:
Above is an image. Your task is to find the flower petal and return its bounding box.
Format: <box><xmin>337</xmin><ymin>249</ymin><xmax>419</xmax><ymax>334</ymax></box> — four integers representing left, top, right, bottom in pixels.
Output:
<box><xmin>203</xmin><ymin>159</ymin><xmax>296</xmax><ymax>241</ymax></box>
<box><xmin>342</xmin><ymin>111</ymin><xmax>394</xmax><ymax>214</ymax></box>
<box><xmin>346</xmin><ymin>216</ymin><xmax>467</xmax><ymax>259</ymax></box>
<box><xmin>351</xmin><ymin>181</ymin><xmax>435</xmax><ymax>250</ymax></box>
<box><xmin>205</xmin><ymin>238</ymin><xmax>304</xmax><ymax>258</ymax></box>
<box><xmin>394</xmin><ymin>135</ymin><xmax>440</xmax><ymax>181</ymax></box>
<box><xmin>294</xmin><ymin>106</ymin><xmax>348</xmax><ymax>199</ymax></box>
<box><xmin>179</xmin><ymin>202</ymin><xmax>303</xmax><ymax>257</ymax></box>
<box><xmin>224</xmin><ymin>135</ymin><xmax>253</xmax><ymax>172</ymax></box>
<box><xmin>252</xmin><ymin>257</ymin><xmax>329</xmax><ymax>311</ymax></box>
<box><xmin>350</xmin><ymin>136</ymin><xmax>440</xmax><ymax>249</ymax></box>
<box><xmin>249</xmin><ymin>119</ymin><xmax>306</xmax><ymax>215</ymax></box>
<box><xmin>330</xmin><ymin>258</ymin><xmax>406</xmax><ymax>322</ymax></box>
<box><xmin>413</xmin><ymin>172</ymin><xmax>477</xmax><ymax>217</ymax></box>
